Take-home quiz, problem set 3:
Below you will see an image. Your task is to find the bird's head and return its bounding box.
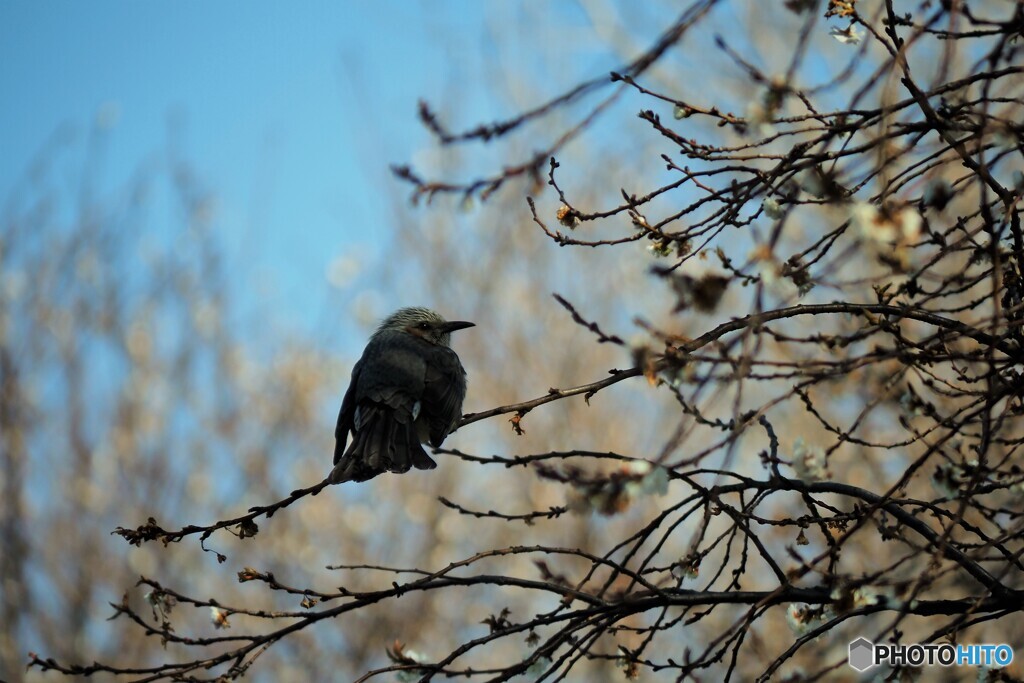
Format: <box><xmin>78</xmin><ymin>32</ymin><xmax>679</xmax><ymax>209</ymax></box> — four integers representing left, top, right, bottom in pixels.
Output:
<box><xmin>377</xmin><ymin>306</ymin><xmax>475</xmax><ymax>347</ymax></box>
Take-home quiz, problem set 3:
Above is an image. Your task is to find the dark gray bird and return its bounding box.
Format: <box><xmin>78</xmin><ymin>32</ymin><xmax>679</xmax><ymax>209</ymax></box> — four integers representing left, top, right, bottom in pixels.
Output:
<box><xmin>329</xmin><ymin>307</ymin><xmax>474</xmax><ymax>483</ymax></box>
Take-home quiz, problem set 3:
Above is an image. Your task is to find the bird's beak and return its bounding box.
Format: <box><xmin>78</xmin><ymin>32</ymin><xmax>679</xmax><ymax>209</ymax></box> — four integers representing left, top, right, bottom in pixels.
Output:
<box><xmin>441</xmin><ymin>320</ymin><xmax>475</xmax><ymax>333</ymax></box>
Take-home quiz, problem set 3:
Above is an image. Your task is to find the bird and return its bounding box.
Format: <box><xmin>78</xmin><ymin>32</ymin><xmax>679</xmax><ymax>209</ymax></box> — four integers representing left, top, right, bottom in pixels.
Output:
<box><xmin>329</xmin><ymin>307</ymin><xmax>474</xmax><ymax>483</ymax></box>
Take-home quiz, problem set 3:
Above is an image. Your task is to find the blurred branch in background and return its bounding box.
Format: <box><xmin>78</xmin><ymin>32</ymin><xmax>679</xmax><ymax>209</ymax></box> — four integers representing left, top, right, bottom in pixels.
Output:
<box><xmin>12</xmin><ymin>0</ymin><xmax>1024</xmax><ymax>681</ymax></box>
<box><xmin>2</xmin><ymin>118</ymin><xmax>344</xmax><ymax>680</ymax></box>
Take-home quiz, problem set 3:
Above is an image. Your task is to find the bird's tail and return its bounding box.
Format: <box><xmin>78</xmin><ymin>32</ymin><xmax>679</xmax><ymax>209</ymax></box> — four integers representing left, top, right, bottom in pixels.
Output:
<box><xmin>329</xmin><ymin>405</ymin><xmax>437</xmax><ymax>483</ymax></box>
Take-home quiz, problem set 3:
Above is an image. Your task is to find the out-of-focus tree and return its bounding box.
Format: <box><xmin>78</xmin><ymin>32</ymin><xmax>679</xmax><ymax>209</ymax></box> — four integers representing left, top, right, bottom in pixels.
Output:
<box><xmin>18</xmin><ymin>1</ymin><xmax>1024</xmax><ymax>681</ymax></box>
<box><xmin>0</xmin><ymin>120</ymin><xmax>382</xmax><ymax>681</ymax></box>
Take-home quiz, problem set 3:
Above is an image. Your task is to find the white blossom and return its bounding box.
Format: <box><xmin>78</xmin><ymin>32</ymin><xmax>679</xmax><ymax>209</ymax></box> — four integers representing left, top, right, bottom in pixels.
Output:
<box><xmin>209</xmin><ymin>606</ymin><xmax>231</xmax><ymax>629</ymax></box>
<box><xmin>830</xmin><ymin>24</ymin><xmax>862</xmax><ymax>45</ymax></box>
<box><xmin>851</xmin><ymin>202</ymin><xmax>921</xmax><ymax>245</ymax></box>
<box><xmin>792</xmin><ymin>438</ymin><xmax>828</xmax><ymax>481</ymax></box>
<box><xmin>762</xmin><ymin>197</ymin><xmax>785</xmax><ymax>219</ymax></box>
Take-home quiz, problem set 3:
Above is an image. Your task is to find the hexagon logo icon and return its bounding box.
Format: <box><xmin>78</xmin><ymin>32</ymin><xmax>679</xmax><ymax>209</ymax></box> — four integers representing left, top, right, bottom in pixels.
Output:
<box><xmin>848</xmin><ymin>637</ymin><xmax>875</xmax><ymax>672</ymax></box>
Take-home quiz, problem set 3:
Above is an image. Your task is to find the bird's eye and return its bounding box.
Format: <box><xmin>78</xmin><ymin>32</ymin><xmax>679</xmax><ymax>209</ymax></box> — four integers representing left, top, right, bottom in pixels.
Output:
<box><xmin>418</xmin><ymin>322</ymin><xmax>431</xmax><ymax>330</ymax></box>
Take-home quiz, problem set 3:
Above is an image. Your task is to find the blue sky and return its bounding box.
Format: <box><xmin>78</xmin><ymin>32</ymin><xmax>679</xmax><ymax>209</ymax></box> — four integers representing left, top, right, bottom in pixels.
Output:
<box><xmin>0</xmin><ymin>1</ymin><xmax>885</xmax><ymax>353</ymax></box>
<box><xmin>1</xmin><ymin>1</ymin><xmax>519</xmax><ymax>346</ymax></box>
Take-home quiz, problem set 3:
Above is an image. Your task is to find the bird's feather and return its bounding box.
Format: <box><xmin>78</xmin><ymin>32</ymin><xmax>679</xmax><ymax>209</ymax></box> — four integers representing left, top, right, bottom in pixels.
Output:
<box><xmin>422</xmin><ymin>345</ymin><xmax>468</xmax><ymax>447</ymax></box>
<box><xmin>329</xmin><ymin>309</ymin><xmax>467</xmax><ymax>484</ymax></box>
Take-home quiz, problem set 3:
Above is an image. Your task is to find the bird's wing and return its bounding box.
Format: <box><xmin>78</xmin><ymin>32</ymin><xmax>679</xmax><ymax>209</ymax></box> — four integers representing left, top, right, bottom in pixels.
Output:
<box><xmin>355</xmin><ymin>334</ymin><xmax>427</xmax><ymax>415</ymax></box>
<box><xmin>422</xmin><ymin>345</ymin><xmax>468</xmax><ymax>447</ymax></box>
<box><xmin>333</xmin><ymin>356</ymin><xmax>364</xmax><ymax>465</ymax></box>
<box><xmin>333</xmin><ymin>334</ymin><xmax>430</xmax><ymax>477</ymax></box>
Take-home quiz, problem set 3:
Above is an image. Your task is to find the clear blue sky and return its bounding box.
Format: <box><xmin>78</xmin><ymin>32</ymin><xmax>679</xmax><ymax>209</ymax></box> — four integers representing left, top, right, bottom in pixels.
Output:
<box><xmin>1</xmin><ymin>1</ymin><xmax>868</xmax><ymax>349</ymax></box>
<box><xmin>0</xmin><ymin>1</ymin><xmax>513</xmax><ymax>343</ymax></box>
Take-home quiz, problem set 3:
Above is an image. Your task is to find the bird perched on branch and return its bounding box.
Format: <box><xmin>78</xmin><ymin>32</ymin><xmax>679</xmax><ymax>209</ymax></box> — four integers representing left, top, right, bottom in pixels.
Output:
<box><xmin>329</xmin><ymin>307</ymin><xmax>474</xmax><ymax>483</ymax></box>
